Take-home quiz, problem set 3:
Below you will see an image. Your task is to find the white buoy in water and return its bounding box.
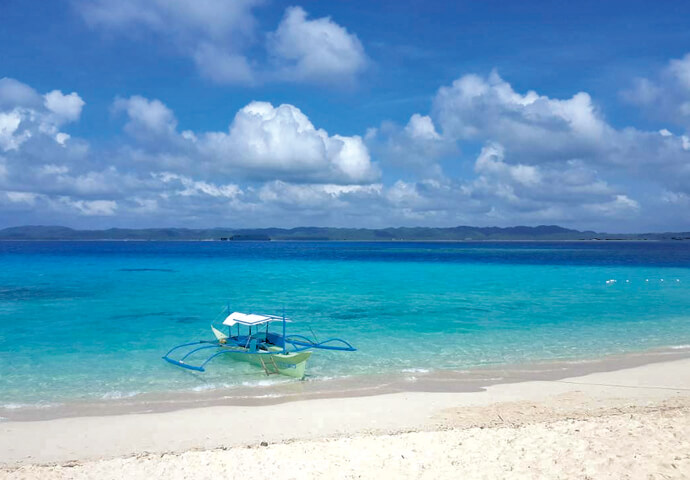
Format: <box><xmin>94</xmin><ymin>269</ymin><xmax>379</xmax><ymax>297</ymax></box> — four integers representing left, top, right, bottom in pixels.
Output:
<box><xmin>606</xmin><ymin>279</ymin><xmax>616</xmax><ymax>285</ymax></box>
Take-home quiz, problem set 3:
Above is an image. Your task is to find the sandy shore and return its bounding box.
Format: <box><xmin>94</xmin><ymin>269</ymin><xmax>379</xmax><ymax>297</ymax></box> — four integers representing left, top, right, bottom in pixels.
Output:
<box><xmin>2</xmin><ymin>358</ymin><xmax>690</xmax><ymax>478</ymax></box>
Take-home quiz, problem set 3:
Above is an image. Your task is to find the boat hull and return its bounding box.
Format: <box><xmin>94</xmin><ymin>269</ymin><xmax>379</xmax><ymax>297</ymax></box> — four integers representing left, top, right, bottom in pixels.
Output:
<box><xmin>218</xmin><ymin>347</ymin><xmax>312</xmax><ymax>379</ymax></box>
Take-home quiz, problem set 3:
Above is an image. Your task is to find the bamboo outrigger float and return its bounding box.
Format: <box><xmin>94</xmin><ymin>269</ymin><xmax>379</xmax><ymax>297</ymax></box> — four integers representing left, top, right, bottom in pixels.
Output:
<box><xmin>162</xmin><ymin>310</ymin><xmax>356</xmax><ymax>379</ymax></box>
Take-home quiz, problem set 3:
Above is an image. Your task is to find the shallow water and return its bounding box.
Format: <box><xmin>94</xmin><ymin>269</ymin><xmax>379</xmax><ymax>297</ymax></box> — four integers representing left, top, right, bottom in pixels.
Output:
<box><xmin>1</xmin><ymin>241</ymin><xmax>689</xmax><ymax>409</ymax></box>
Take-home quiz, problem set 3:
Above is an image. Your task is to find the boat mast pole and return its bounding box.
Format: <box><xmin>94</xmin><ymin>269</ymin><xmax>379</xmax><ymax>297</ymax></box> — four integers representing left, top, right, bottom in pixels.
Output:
<box><xmin>282</xmin><ymin>307</ymin><xmax>287</xmax><ymax>354</ymax></box>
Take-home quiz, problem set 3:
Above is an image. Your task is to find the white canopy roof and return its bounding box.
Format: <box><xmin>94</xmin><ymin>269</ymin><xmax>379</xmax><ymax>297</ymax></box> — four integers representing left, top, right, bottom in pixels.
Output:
<box><xmin>222</xmin><ymin>312</ymin><xmax>288</xmax><ymax>327</ymax></box>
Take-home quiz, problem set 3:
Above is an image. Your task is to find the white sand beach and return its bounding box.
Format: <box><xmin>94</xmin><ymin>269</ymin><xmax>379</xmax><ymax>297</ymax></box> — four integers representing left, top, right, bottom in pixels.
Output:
<box><xmin>2</xmin><ymin>357</ymin><xmax>690</xmax><ymax>479</ymax></box>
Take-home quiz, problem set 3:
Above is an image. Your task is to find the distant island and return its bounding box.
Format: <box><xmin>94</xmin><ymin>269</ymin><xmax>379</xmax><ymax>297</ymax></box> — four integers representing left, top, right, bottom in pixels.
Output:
<box><xmin>1</xmin><ymin>225</ymin><xmax>689</xmax><ymax>241</ymax></box>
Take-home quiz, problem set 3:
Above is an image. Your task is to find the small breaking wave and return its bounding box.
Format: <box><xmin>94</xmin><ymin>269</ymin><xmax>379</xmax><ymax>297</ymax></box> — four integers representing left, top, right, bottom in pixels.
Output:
<box><xmin>101</xmin><ymin>391</ymin><xmax>141</xmax><ymax>400</ymax></box>
<box><xmin>0</xmin><ymin>402</ymin><xmax>62</xmax><ymax>410</ymax></box>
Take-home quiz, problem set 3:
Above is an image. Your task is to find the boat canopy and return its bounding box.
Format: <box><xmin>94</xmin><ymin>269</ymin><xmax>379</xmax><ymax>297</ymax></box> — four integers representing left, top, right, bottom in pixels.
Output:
<box><xmin>222</xmin><ymin>311</ymin><xmax>290</xmax><ymax>327</ymax></box>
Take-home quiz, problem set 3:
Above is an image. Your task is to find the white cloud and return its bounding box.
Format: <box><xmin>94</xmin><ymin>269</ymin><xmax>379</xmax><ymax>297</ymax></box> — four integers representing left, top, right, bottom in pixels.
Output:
<box><xmin>622</xmin><ymin>78</ymin><xmax>661</xmax><ymax>106</ymax></box>
<box><xmin>78</xmin><ymin>0</ymin><xmax>260</xmax><ymax>39</ymax></box>
<box><xmin>259</xmin><ymin>181</ymin><xmax>381</xmax><ymax>209</ymax></box>
<box><xmin>405</xmin><ymin>114</ymin><xmax>440</xmax><ymax>140</ymax></box>
<box><xmin>109</xmin><ymin>96</ymin><xmax>378</xmax><ymax>184</ymax></box>
<box><xmin>474</xmin><ymin>143</ymin><xmax>541</xmax><ymax>187</ymax></box>
<box><xmin>433</xmin><ymin>70</ymin><xmax>611</xmax><ymax>161</ymax></box>
<box><xmin>66</xmin><ymin>199</ymin><xmax>118</xmax><ymax>216</ymax></box>
<box><xmin>76</xmin><ymin>2</ymin><xmax>368</xmax><ymax>86</ymax></box>
<box><xmin>5</xmin><ymin>191</ymin><xmax>37</xmax><ymax>204</ymax></box>
<box><xmin>267</xmin><ymin>6</ymin><xmax>367</xmax><ymax>85</ymax></box>
<box><xmin>55</xmin><ymin>132</ymin><xmax>71</xmax><ymax>145</ymax></box>
<box><xmin>192</xmin><ymin>43</ymin><xmax>255</xmax><ymax>85</ymax></box>
<box><xmin>465</xmin><ymin>143</ymin><xmax>621</xmax><ymax>210</ymax></box>
<box><xmin>0</xmin><ymin>78</ymin><xmax>42</xmax><ymax>109</ymax></box>
<box><xmin>155</xmin><ymin>172</ymin><xmax>242</xmax><ymax>199</ymax></box>
<box><xmin>661</xmin><ymin>190</ymin><xmax>690</xmax><ymax>205</ymax></box>
<box><xmin>44</xmin><ymin>90</ymin><xmax>85</xmax><ymax>122</ymax></box>
<box><xmin>0</xmin><ymin>79</ymin><xmax>86</xmax><ymax>153</ymax></box>
<box><xmin>586</xmin><ymin>195</ymin><xmax>639</xmax><ymax>217</ymax></box>
<box><xmin>39</xmin><ymin>164</ymin><xmax>70</xmax><ymax>175</ymax></box>
<box><xmin>189</xmin><ymin>100</ymin><xmax>378</xmax><ymax>184</ymax></box>
<box><xmin>113</xmin><ymin>96</ymin><xmax>177</xmax><ymax>138</ymax></box>
<box><xmin>0</xmin><ymin>110</ymin><xmax>29</xmax><ymax>151</ymax></box>
<box><xmin>366</xmin><ymin>115</ymin><xmax>455</xmax><ymax>176</ymax></box>
<box><xmin>668</xmin><ymin>53</ymin><xmax>690</xmax><ymax>90</ymax></box>
<box><xmin>621</xmin><ymin>53</ymin><xmax>690</xmax><ymax>130</ymax></box>
<box><xmin>2</xmin><ymin>72</ymin><xmax>690</xmax><ymax>231</ymax></box>
<box><xmin>78</xmin><ymin>0</ymin><xmax>261</xmax><ymax>85</ymax></box>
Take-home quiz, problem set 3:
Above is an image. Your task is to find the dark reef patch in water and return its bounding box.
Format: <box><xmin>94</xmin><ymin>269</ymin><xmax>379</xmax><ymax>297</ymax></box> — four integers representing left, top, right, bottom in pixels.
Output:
<box><xmin>119</xmin><ymin>268</ymin><xmax>176</xmax><ymax>272</ymax></box>
<box><xmin>109</xmin><ymin>311</ymin><xmax>174</xmax><ymax>320</ymax></box>
<box><xmin>454</xmin><ymin>306</ymin><xmax>491</xmax><ymax>313</ymax></box>
<box><xmin>0</xmin><ymin>286</ymin><xmax>85</xmax><ymax>302</ymax></box>
<box><xmin>175</xmin><ymin>316</ymin><xmax>200</xmax><ymax>324</ymax></box>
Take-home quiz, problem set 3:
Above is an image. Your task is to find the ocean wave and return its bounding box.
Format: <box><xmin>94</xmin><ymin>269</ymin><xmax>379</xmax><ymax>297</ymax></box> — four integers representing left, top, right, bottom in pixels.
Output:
<box><xmin>304</xmin><ymin>375</ymin><xmax>352</xmax><ymax>382</ymax></box>
<box><xmin>401</xmin><ymin>368</ymin><xmax>430</xmax><ymax>373</ymax></box>
<box><xmin>101</xmin><ymin>391</ymin><xmax>141</xmax><ymax>400</ymax></box>
<box><xmin>252</xmin><ymin>393</ymin><xmax>284</xmax><ymax>399</ymax></box>
<box><xmin>0</xmin><ymin>402</ymin><xmax>61</xmax><ymax>410</ymax></box>
<box><xmin>240</xmin><ymin>379</ymin><xmax>289</xmax><ymax>387</ymax></box>
<box><xmin>190</xmin><ymin>383</ymin><xmax>232</xmax><ymax>392</ymax></box>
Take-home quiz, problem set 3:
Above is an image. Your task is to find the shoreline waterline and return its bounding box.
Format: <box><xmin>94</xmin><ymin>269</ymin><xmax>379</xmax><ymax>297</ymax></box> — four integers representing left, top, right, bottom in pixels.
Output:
<box><xmin>3</xmin><ymin>344</ymin><xmax>689</xmax><ymax>422</ymax></box>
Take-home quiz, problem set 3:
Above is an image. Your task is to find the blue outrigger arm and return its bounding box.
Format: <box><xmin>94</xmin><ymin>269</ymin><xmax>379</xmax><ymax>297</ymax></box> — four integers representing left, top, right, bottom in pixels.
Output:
<box><xmin>162</xmin><ymin>340</ymin><xmax>221</xmax><ymax>372</ymax></box>
<box><xmin>284</xmin><ymin>335</ymin><xmax>356</xmax><ymax>352</ymax></box>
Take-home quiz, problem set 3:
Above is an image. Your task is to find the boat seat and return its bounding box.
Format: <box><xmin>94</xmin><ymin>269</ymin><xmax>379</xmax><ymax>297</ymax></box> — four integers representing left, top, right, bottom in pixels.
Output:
<box><xmin>248</xmin><ymin>339</ymin><xmax>258</xmax><ymax>353</ymax></box>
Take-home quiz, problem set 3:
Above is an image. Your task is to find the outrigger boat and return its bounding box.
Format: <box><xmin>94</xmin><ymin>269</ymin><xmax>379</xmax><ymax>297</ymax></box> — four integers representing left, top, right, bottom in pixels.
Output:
<box><xmin>162</xmin><ymin>310</ymin><xmax>356</xmax><ymax>379</ymax></box>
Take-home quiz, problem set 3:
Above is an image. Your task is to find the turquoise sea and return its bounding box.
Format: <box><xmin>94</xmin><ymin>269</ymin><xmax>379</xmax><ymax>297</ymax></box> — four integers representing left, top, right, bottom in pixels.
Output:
<box><xmin>1</xmin><ymin>241</ymin><xmax>690</xmax><ymax>414</ymax></box>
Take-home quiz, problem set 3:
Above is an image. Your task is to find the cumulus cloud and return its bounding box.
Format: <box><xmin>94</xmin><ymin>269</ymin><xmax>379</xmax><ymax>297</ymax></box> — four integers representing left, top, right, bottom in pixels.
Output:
<box><xmin>405</xmin><ymin>114</ymin><xmax>440</xmax><ymax>140</ymax></box>
<box><xmin>0</xmin><ymin>110</ymin><xmax>29</xmax><ymax>152</ymax></box>
<box><xmin>44</xmin><ymin>90</ymin><xmax>85</xmax><ymax>122</ymax></box>
<box><xmin>67</xmin><ymin>199</ymin><xmax>118</xmax><ymax>216</ymax></box>
<box><xmin>267</xmin><ymin>6</ymin><xmax>367</xmax><ymax>85</ymax></box>
<box><xmin>463</xmin><ymin>143</ymin><xmax>635</xmax><ymax>217</ymax></box>
<box><xmin>432</xmin><ymin>70</ymin><xmax>611</xmax><ymax>162</ymax></box>
<box><xmin>113</xmin><ymin>95</ymin><xmax>178</xmax><ymax>139</ymax></box>
<box><xmin>366</xmin><ymin>114</ymin><xmax>455</xmax><ymax>177</ymax></box>
<box><xmin>621</xmin><ymin>53</ymin><xmax>690</xmax><ymax>130</ymax></box>
<box><xmin>474</xmin><ymin>143</ymin><xmax>541</xmax><ymax>188</ymax></box>
<box><xmin>0</xmin><ymin>78</ymin><xmax>84</xmax><ymax>152</ymax></box>
<box><xmin>115</xmin><ymin>97</ymin><xmax>379</xmax><ymax>184</ymax></box>
<box><xmin>0</xmin><ymin>78</ymin><xmax>42</xmax><ymax>109</ymax></box>
<box><xmin>208</xmin><ymin>101</ymin><xmax>378</xmax><ymax>183</ymax></box>
<box><xmin>154</xmin><ymin>172</ymin><xmax>242</xmax><ymax>199</ymax></box>
<box><xmin>76</xmin><ymin>1</ymin><xmax>367</xmax><ymax>86</ymax></box>
<box><xmin>363</xmin><ymin>68</ymin><xmax>690</xmax><ymax>229</ymax></box>
<box><xmin>3</xmin><ymin>70</ymin><xmax>690</xmax><ymax>231</ymax></box>
<box><xmin>78</xmin><ymin>0</ymin><xmax>259</xmax><ymax>39</ymax></box>
<box><xmin>77</xmin><ymin>0</ymin><xmax>262</xmax><ymax>85</ymax></box>
<box><xmin>259</xmin><ymin>180</ymin><xmax>381</xmax><ymax>208</ymax></box>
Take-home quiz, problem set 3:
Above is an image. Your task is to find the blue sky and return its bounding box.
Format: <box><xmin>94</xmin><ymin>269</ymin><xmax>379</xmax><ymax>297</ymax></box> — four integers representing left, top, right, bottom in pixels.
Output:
<box><xmin>2</xmin><ymin>0</ymin><xmax>690</xmax><ymax>231</ymax></box>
